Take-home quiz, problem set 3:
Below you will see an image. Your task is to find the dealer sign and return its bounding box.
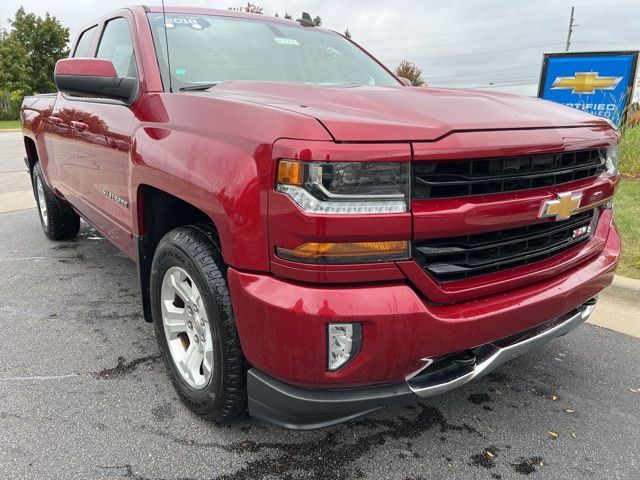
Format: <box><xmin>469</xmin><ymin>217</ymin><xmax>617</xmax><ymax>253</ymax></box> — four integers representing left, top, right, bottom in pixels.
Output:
<box><xmin>538</xmin><ymin>51</ymin><xmax>638</xmax><ymax>127</ymax></box>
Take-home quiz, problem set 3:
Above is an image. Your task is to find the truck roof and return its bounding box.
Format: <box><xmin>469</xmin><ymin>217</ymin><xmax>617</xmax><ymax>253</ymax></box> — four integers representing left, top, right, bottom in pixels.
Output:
<box><xmin>144</xmin><ymin>5</ymin><xmax>303</xmax><ymax>25</ymax></box>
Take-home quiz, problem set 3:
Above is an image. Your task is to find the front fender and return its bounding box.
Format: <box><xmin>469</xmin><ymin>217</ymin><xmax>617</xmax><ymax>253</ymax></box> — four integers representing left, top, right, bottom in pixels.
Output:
<box><xmin>130</xmin><ymin>126</ymin><xmax>270</xmax><ymax>271</ymax></box>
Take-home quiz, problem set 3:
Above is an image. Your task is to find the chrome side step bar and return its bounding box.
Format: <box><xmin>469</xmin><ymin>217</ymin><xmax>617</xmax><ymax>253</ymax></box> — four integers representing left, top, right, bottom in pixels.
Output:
<box><xmin>407</xmin><ymin>299</ymin><xmax>597</xmax><ymax>398</ymax></box>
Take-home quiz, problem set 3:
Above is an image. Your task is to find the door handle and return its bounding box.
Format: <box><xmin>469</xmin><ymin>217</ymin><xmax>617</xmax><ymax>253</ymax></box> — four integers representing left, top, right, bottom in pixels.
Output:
<box><xmin>48</xmin><ymin>116</ymin><xmax>64</xmax><ymax>125</ymax></box>
<box><xmin>70</xmin><ymin>121</ymin><xmax>88</xmax><ymax>132</ymax></box>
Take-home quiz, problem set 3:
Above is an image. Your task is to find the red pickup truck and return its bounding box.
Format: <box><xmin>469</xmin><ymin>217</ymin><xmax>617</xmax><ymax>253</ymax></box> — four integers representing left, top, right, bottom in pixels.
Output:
<box><xmin>21</xmin><ymin>6</ymin><xmax>620</xmax><ymax>429</ymax></box>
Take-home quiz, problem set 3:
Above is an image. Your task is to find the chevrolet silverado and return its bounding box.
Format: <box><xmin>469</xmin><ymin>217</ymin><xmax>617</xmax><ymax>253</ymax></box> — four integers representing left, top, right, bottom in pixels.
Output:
<box><xmin>20</xmin><ymin>6</ymin><xmax>620</xmax><ymax>429</ymax></box>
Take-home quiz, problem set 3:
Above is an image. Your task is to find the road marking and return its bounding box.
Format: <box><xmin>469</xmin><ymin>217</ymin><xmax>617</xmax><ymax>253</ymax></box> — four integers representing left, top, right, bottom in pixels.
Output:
<box><xmin>0</xmin><ymin>256</ymin><xmax>46</xmax><ymax>261</ymax></box>
<box><xmin>0</xmin><ymin>373</ymin><xmax>81</xmax><ymax>381</ymax></box>
<box><xmin>0</xmin><ymin>189</ymin><xmax>35</xmax><ymax>213</ymax></box>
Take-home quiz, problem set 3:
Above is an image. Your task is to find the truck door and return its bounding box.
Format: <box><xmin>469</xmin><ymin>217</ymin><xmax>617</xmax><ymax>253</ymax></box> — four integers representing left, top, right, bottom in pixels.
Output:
<box><xmin>45</xmin><ymin>25</ymin><xmax>98</xmax><ymax>202</ymax></box>
<box><xmin>68</xmin><ymin>16</ymin><xmax>138</xmax><ymax>256</ymax></box>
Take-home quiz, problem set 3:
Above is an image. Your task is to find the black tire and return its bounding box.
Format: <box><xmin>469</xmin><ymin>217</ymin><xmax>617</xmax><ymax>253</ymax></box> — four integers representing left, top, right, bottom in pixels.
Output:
<box><xmin>150</xmin><ymin>224</ymin><xmax>247</xmax><ymax>422</ymax></box>
<box><xmin>32</xmin><ymin>162</ymin><xmax>80</xmax><ymax>240</ymax></box>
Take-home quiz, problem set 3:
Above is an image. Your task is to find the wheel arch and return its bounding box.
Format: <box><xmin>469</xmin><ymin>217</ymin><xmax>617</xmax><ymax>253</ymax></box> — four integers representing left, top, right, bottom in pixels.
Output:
<box><xmin>135</xmin><ymin>184</ymin><xmax>221</xmax><ymax>323</ymax></box>
<box><xmin>23</xmin><ymin>136</ymin><xmax>38</xmax><ymax>177</ymax></box>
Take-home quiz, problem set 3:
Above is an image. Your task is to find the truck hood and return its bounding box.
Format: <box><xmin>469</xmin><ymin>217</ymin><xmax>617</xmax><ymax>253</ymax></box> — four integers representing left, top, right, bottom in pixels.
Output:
<box><xmin>203</xmin><ymin>81</ymin><xmax>610</xmax><ymax>142</ymax></box>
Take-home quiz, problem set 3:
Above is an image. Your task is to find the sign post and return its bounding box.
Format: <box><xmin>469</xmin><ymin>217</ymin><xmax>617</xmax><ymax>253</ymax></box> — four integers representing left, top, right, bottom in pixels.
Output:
<box><xmin>538</xmin><ymin>51</ymin><xmax>638</xmax><ymax>127</ymax></box>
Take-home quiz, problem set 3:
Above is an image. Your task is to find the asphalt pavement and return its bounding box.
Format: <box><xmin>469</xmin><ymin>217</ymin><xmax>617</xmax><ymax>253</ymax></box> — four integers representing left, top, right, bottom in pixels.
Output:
<box><xmin>0</xmin><ymin>131</ymin><xmax>639</xmax><ymax>479</ymax></box>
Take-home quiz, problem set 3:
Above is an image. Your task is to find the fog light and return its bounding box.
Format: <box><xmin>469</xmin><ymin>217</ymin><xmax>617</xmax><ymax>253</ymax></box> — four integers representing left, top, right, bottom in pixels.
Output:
<box><xmin>327</xmin><ymin>323</ymin><xmax>362</xmax><ymax>371</ymax></box>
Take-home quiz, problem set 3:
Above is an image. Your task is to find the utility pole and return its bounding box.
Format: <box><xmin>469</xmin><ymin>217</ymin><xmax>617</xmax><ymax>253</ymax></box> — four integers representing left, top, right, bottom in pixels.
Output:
<box><xmin>565</xmin><ymin>6</ymin><xmax>575</xmax><ymax>52</ymax></box>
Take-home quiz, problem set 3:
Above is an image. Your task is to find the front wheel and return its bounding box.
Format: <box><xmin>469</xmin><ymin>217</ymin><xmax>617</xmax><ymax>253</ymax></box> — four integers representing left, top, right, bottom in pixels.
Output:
<box><xmin>150</xmin><ymin>225</ymin><xmax>246</xmax><ymax>422</ymax></box>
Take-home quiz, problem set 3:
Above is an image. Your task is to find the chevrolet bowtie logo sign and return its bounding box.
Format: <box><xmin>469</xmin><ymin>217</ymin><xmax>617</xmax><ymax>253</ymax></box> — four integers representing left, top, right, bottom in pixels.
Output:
<box><xmin>551</xmin><ymin>72</ymin><xmax>623</xmax><ymax>94</ymax></box>
<box><xmin>539</xmin><ymin>192</ymin><xmax>583</xmax><ymax>221</ymax></box>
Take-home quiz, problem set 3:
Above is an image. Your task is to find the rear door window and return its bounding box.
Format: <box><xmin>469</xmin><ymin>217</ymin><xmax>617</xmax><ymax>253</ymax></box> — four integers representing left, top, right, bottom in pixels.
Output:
<box><xmin>73</xmin><ymin>26</ymin><xmax>97</xmax><ymax>57</ymax></box>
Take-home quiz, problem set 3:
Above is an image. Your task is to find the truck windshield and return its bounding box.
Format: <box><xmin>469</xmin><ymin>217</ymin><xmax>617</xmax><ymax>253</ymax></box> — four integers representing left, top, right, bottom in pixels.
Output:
<box><xmin>146</xmin><ymin>13</ymin><xmax>400</xmax><ymax>90</ymax></box>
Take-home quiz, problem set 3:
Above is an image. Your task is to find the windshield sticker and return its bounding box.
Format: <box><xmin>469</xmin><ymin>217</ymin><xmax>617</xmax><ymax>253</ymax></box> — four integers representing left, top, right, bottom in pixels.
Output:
<box><xmin>274</xmin><ymin>37</ymin><xmax>300</xmax><ymax>46</ymax></box>
<box><xmin>175</xmin><ymin>69</ymin><xmax>187</xmax><ymax>75</ymax></box>
<box><xmin>151</xmin><ymin>15</ymin><xmax>210</xmax><ymax>29</ymax></box>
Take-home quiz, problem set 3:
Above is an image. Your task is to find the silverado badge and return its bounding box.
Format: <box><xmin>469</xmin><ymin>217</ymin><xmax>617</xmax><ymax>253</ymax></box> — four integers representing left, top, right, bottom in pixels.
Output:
<box><xmin>538</xmin><ymin>192</ymin><xmax>582</xmax><ymax>221</ymax></box>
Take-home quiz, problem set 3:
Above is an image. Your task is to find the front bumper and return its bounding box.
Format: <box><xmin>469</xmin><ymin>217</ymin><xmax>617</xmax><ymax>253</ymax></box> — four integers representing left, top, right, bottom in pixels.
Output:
<box><xmin>227</xmin><ymin>221</ymin><xmax>619</xmax><ymax>389</ymax></box>
<box><xmin>247</xmin><ymin>299</ymin><xmax>596</xmax><ymax>429</ymax></box>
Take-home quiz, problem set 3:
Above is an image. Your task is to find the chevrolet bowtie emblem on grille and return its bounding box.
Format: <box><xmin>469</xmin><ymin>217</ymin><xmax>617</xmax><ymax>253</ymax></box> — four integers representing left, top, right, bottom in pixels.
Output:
<box><xmin>539</xmin><ymin>192</ymin><xmax>583</xmax><ymax>221</ymax></box>
<box><xmin>551</xmin><ymin>72</ymin><xmax>622</xmax><ymax>94</ymax></box>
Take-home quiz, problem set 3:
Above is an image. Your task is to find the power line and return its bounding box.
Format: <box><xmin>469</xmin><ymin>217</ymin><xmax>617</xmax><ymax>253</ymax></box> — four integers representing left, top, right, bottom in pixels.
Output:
<box><xmin>368</xmin><ymin>30</ymin><xmax>560</xmax><ymax>53</ymax></box>
<box><xmin>572</xmin><ymin>40</ymin><xmax>640</xmax><ymax>45</ymax></box>
<box><xmin>471</xmin><ymin>82</ymin><xmax>538</xmax><ymax>89</ymax></box>
<box><xmin>432</xmin><ymin>75</ymin><xmax>539</xmax><ymax>85</ymax></box>
<box><xmin>424</xmin><ymin>63</ymin><xmax>541</xmax><ymax>81</ymax></box>
<box><xmin>381</xmin><ymin>42</ymin><xmax>563</xmax><ymax>64</ymax></box>
<box><xmin>351</xmin><ymin>7</ymin><xmax>569</xmax><ymax>34</ymax></box>
<box><xmin>354</xmin><ymin>17</ymin><xmax>566</xmax><ymax>42</ymax></box>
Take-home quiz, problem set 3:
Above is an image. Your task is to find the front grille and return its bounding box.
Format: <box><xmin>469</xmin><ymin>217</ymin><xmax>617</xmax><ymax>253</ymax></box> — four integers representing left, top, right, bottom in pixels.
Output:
<box><xmin>413</xmin><ymin>149</ymin><xmax>607</xmax><ymax>199</ymax></box>
<box><xmin>414</xmin><ymin>210</ymin><xmax>596</xmax><ymax>282</ymax></box>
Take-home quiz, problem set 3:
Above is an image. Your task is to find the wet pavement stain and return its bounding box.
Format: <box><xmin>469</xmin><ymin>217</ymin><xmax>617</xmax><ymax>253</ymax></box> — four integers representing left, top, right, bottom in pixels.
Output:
<box><xmin>51</xmin><ymin>242</ymin><xmax>81</xmax><ymax>251</ymax></box>
<box><xmin>56</xmin><ymin>253</ymin><xmax>86</xmax><ymax>264</ymax></box>
<box><xmin>486</xmin><ymin>372</ymin><xmax>510</xmax><ymax>383</ymax></box>
<box><xmin>91</xmin><ymin>355</ymin><xmax>161</xmax><ymax>379</ymax></box>
<box><xmin>468</xmin><ymin>393</ymin><xmax>493</xmax><ymax>405</ymax></box>
<box><xmin>211</xmin><ymin>404</ymin><xmax>482</xmax><ymax>480</ymax></box>
<box><xmin>469</xmin><ymin>446</ymin><xmax>500</xmax><ymax>469</ymax></box>
<box><xmin>95</xmin><ymin>464</ymin><xmax>149</xmax><ymax>479</ymax></box>
<box><xmin>151</xmin><ymin>402</ymin><xmax>175</xmax><ymax>422</ymax></box>
<box><xmin>511</xmin><ymin>456</ymin><xmax>545</xmax><ymax>475</ymax></box>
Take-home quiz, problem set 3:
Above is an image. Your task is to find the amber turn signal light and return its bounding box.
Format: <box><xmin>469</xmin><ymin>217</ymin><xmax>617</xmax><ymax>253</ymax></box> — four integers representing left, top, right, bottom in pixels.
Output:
<box><xmin>277</xmin><ymin>160</ymin><xmax>304</xmax><ymax>186</ymax></box>
<box><xmin>276</xmin><ymin>240</ymin><xmax>409</xmax><ymax>264</ymax></box>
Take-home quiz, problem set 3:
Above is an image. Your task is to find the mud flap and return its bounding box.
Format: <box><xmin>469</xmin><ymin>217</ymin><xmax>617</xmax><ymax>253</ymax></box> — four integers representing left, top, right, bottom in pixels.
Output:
<box><xmin>135</xmin><ymin>235</ymin><xmax>154</xmax><ymax>323</ymax></box>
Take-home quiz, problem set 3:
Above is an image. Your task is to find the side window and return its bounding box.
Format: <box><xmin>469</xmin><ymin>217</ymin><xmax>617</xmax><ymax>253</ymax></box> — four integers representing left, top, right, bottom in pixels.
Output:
<box><xmin>96</xmin><ymin>18</ymin><xmax>138</xmax><ymax>78</ymax></box>
<box><xmin>73</xmin><ymin>26</ymin><xmax>97</xmax><ymax>58</ymax></box>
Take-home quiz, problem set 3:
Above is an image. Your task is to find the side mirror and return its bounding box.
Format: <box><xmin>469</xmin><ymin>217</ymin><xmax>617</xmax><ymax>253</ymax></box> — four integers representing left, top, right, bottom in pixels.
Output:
<box><xmin>398</xmin><ymin>77</ymin><xmax>413</xmax><ymax>87</ymax></box>
<box><xmin>54</xmin><ymin>58</ymin><xmax>137</xmax><ymax>104</ymax></box>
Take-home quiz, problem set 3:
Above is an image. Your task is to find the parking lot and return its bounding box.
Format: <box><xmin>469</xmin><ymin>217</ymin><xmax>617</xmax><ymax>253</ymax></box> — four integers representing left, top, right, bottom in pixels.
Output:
<box><xmin>0</xmin><ymin>130</ymin><xmax>639</xmax><ymax>479</ymax></box>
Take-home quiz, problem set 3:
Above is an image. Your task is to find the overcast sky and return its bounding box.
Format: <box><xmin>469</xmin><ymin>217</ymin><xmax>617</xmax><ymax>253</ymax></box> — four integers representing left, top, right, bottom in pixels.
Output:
<box><xmin>2</xmin><ymin>0</ymin><xmax>639</xmax><ymax>97</ymax></box>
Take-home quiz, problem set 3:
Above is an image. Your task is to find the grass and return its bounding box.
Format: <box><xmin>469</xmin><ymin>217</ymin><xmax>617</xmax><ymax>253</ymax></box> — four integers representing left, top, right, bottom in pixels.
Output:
<box><xmin>614</xmin><ymin>180</ymin><xmax>640</xmax><ymax>279</ymax></box>
<box><xmin>0</xmin><ymin>120</ymin><xmax>21</xmax><ymax>129</ymax></box>
<box><xmin>619</xmin><ymin>125</ymin><xmax>640</xmax><ymax>178</ymax></box>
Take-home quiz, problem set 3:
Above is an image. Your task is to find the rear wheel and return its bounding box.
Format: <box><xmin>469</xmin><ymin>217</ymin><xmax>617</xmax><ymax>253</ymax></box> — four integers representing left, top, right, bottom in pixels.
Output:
<box><xmin>150</xmin><ymin>225</ymin><xmax>246</xmax><ymax>422</ymax></box>
<box><xmin>32</xmin><ymin>162</ymin><xmax>80</xmax><ymax>240</ymax></box>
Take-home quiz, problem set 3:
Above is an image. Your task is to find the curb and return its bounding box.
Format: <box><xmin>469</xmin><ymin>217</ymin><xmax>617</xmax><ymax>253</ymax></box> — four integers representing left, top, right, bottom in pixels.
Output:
<box><xmin>605</xmin><ymin>274</ymin><xmax>640</xmax><ymax>303</ymax></box>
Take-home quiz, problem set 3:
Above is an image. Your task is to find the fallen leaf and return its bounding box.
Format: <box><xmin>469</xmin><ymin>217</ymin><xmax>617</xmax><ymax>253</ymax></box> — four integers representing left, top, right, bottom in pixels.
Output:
<box><xmin>486</xmin><ymin>451</ymin><xmax>495</xmax><ymax>458</ymax></box>
<box><xmin>630</xmin><ymin>388</ymin><xmax>640</xmax><ymax>394</ymax></box>
<box><xmin>566</xmin><ymin>408</ymin><xmax>575</xmax><ymax>413</ymax></box>
<box><xmin>571</xmin><ymin>433</ymin><xmax>577</xmax><ymax>439</ymax></box>
<box><xmin>551</xmin><ymin>395</ymin><xmax>558</xmax><ymax>401</ymax></box>
<box><xmin>548</xmin><ymin>431</ymin><xmax>559</xmax><ymax>439</ymax></box>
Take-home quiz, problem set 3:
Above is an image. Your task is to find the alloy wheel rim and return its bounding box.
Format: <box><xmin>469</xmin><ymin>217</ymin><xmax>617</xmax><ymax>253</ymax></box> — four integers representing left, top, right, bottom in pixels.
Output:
<box><xmin>160</xmin><ymin>266</ymin><xmax>214</xmax><ymax>389</ymax></box>
<box><xmin>36</xmin><ymin>176</ymin><xmax>48</xmax><ymax>228</ymax></box>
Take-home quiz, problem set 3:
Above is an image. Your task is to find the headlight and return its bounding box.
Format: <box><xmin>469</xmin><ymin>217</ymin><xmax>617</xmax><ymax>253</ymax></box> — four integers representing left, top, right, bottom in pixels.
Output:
<box><xmin>605</xmin><ymin>145</ymin><xmax>618</xmax><ymax>174</ymax></box>
<box><xmin>276</xmin><ymin>160</ymin><xmax>410</xmax><ymax>214</ymax></box>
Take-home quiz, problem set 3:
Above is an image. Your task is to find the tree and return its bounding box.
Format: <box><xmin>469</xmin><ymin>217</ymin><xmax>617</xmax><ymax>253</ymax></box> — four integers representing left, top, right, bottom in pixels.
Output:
<box><xmin>0</xmin><ymin>31</ymin><xmax>29</xmax><ymax>119</ymax></box>
<box><xmin>395</xmin><ymin>60</ymin><xmax>425</xmax><ymax>87</ymax></box>
<box><xmin>0</xmin><ymin>8</ymin><xmax>68</xmax><ymax>119</ymax></box>
<box><xmin>8</xmin><ymin>7</ymin><xmax>69</xmax><ymax>95</ymax></box>
<box><xmin>344</xmin><ymin>28</ymin><xmax>352</xmax><ymax>39</ymax></box>
<box><xmin>229</xmin><ymin>3</ymin><xmax>263</xmax><ymax>14</ymax></box>
<box><xmin>313</xmin><ymin>16</ymin><xmax>322</xmax><ymax>26</ymax></box>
